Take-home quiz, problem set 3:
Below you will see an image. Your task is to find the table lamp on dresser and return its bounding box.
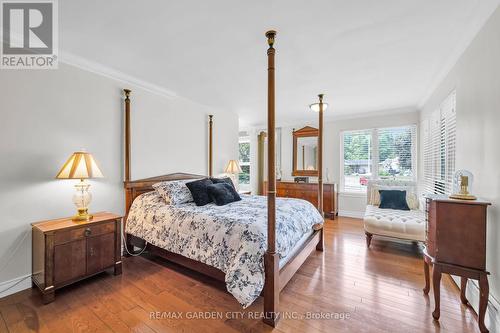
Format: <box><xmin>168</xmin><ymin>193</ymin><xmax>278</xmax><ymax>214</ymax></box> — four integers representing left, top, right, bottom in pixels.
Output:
<box><xmin>55</xmin><ymin>151</ymin><xmax>104</xmax><ymax>221</ymax></box>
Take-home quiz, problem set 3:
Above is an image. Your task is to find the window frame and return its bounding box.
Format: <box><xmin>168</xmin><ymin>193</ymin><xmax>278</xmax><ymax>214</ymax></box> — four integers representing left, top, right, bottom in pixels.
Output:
<box><xmin>238</xmin><ymin>135</ymin><xmax>251</xmax><ymax>190</ymax></box>
<box><xmin>340</xmin><ymin>124</ymin><xmax>418</xmax><ymax>194</ymax></box>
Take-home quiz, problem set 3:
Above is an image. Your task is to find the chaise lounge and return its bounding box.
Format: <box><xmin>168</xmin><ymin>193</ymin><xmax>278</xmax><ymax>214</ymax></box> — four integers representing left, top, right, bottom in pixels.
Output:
<box><xmin>364</xmin><ymin>180</ymin><xmax>426</xmax><ymax>247</ymax></box>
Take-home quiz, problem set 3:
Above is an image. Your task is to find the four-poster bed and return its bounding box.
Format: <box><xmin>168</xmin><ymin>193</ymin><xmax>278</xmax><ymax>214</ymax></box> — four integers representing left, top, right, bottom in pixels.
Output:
<box><xmin>121</xmin><ymin>30</ymin><xmax>325</xmax><ymax>327</ymax></box>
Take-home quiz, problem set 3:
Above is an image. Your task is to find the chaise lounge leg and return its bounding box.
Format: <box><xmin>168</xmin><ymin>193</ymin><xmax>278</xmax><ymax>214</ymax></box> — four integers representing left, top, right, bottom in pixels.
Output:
<box><xmin>365</xmin><ymin>232</ymin><xmax>373</xmax><ymax>248</ymax></box>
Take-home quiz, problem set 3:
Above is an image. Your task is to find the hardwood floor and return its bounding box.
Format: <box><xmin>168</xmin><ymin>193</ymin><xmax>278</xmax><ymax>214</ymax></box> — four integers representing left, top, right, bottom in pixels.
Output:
<box><xmin>0</xmin><ymin>217</ymin><xmax>481</xmax><ymax>333</ymax></box>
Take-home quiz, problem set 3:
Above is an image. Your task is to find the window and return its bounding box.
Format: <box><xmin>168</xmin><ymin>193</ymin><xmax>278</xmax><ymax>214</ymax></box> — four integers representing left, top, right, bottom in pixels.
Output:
<box><xmin>377</xmin><ymin>126</ymin><xmax>416</xmax><ymax>179</ymax></box>
<box><xmin>422</xmin><ymin>91</ymin><xmax>456</xmax><ymax>195</ymax></box>
<box><xmin>342</xmin><ymin>130</ymin><xmax>372</xmax><ymax>192</ymax></box>
<box><xmin>341</xmin><ymin>125</ymin><xmax>417</xmax><ymax>193</ymax></box>
<box><xmin>238</xmin><ymin>132</ymin><xmax>251</xmax><ymax>190</ymax></box>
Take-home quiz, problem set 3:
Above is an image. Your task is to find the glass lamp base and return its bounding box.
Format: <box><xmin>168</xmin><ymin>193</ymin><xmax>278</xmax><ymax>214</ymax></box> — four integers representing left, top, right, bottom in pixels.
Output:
<box><xmin>72</xmin><ymin>208</ymin><xmax>93</xmax><ymax>222</ymax></box>
<box><xmin>72</xmin><ymin>180</ymin><xmax>94</xmax><ymax>222</ymax></box>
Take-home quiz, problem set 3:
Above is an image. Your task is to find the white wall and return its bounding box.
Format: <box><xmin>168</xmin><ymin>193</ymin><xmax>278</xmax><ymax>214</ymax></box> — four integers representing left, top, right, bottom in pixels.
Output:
<box><xmin>419</xmin><ymin>6</ymin><xmax>500</xmax><ymax>331</ymax></box>
<box><xmin>271</xmin><ymin>110</ymin><xmax>419</xmax><ymax>217</ymax></box>
<box><xmin>0</xmin><ymin>63</ymin><xmax>238</xmax><ymax>297</ymax></box>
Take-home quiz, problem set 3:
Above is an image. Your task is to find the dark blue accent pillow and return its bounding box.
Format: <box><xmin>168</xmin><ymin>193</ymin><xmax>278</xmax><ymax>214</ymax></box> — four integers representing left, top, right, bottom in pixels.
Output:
<box><xmin>210</xmin><ymin>177</ymin><xmax>236</xmax><ymax>190</ymax></box>
<box><xmin>186</xmin><ymin>178</ymin><xmax>213</xmax><ymax>206</ymax></box>
<box><xmin>379</xmin><ymin>190</ymin><xmax>410</xmax><ymax>210</ymax></box>
<box><xmin>207</xmin><ymin>183</ymin><xmax>241</xmax><ymax>206</ymax></box>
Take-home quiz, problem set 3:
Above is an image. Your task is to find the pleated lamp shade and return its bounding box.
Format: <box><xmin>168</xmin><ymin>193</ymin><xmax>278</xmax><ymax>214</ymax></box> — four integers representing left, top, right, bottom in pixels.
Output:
<box><xmin>224</xmin><ymin>160</ymin><xmax>242</xmax><ymax>174</ymax></box>
<box><xmin>56</xmin><ymin>151</ymin><xmax>104</xmax><ymax>179</ymax></box>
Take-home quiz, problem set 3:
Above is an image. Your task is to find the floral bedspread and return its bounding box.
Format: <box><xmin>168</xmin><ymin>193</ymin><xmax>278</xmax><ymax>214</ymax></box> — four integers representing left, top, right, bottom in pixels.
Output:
<box><xmin>126</xmin><ymin>192</ymin><xmax>323</xmax><ymax>308</ymax></box>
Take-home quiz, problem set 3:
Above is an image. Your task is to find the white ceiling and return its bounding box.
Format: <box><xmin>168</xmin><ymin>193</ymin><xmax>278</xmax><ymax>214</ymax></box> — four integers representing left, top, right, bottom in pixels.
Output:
<box><xmin>60</xmin><ymin>0</ymin><xmax>499</xmax><ymax>127</ymax></box>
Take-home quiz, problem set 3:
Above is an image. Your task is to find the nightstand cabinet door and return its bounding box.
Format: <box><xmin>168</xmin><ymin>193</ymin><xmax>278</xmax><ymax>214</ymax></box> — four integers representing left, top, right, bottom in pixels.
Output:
<box><xmin>54</xmin><ymin>239</ymin><xmax>86</xmax><ymax>285</ymax></box>
<box><xmin>87</xmin><ymin>232</ymin><xmax>116</xmax><ymax>274</ymax></box>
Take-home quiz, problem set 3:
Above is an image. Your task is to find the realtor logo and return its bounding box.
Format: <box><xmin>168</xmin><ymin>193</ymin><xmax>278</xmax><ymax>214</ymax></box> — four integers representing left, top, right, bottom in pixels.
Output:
<box><xmin>1</xmin><ymin>0</ymin><xmax>58</xmax><ymax>69</ymax></box>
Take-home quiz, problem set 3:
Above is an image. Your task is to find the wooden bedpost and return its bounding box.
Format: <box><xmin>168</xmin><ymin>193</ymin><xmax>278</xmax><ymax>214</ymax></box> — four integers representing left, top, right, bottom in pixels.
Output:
<box><xmin>208</xmin><ymin>115</ymin><xmax>213</xmax><ymax>177</ymax></box>
<box><xmin>123</xmin><ymin>88</ymin><xmax>133</xmax><ymax>256</ymax></box>
<box><xmin>316</xmin><ymin>94</ymin><xmax>325</xmax><ymax>251</ymax></box>
<box><xmin>124</xmin><ymin>89</ymin><xmax>132</xmax><ymax>182</ymax></box>
<box><xmin>257</xmin><ymin>131</ymin><xmax>266</xmax><ymax>195</ymax></box>
<box><xmin>263</xmin><ymin>29</ymin><xmax>280</xmax><ymax>327</ymax></box>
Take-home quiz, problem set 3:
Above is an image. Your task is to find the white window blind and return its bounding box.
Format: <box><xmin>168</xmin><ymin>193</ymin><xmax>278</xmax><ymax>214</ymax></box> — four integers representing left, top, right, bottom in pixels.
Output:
<box><xmin>422</xmin><ymin>91</ymin><xmax>456</xmax><ymax>195</ymax></box>
<box><xmin>341</xmin><ymin>125</ymin><xmax>417</xmax><ymax>193</ymax></box>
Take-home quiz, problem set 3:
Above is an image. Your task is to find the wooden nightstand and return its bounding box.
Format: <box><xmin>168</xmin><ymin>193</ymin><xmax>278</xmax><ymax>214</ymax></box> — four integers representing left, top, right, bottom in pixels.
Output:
<box><xmin>423</xmin><ymin>196</ymin><xmax>491</xmax><ymax>333</ymax></box>
<box><xmin>32</xmin><ymin>212</ymin><xmax>122</xmax><ymax>304</ymax></box>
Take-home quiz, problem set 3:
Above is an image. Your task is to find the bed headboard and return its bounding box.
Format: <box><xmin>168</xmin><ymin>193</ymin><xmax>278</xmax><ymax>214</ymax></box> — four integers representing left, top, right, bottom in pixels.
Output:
<box><xmin>124</xmin><ymin>172</ymin><xmax>205</xmax><ymax>215</ymax></box>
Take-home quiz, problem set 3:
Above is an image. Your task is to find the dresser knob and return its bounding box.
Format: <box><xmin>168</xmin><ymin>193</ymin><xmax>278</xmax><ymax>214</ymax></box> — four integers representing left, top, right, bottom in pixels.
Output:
<box><xmin>84</xmin><ymin>228</ymin><xmax>91</xmax><ymax>237</ymax></box>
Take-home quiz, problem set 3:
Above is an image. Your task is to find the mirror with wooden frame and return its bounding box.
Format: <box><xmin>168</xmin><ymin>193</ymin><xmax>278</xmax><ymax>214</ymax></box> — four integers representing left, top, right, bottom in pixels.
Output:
<box><xmin>292</xmin><ymin>126</ymin><xmax>319</xmax><ymax>177</ymax></box>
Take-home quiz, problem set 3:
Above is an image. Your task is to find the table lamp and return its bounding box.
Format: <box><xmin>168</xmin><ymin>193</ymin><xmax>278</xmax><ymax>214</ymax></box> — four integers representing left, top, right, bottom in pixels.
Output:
<box><xmin>56</xmin><ymin>151</ymin><xmax>104</xmax><ymax>221</ymax></box>
<box><xmin>224</xmin><ymin>160</ymin><xmax>242</xmax><ymax>189</ymax></box>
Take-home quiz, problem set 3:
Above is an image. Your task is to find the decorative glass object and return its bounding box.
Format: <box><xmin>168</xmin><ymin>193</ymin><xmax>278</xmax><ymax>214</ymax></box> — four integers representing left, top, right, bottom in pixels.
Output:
<box><xmin>449</xmin><ymin>169</ymin><xmax>477</xmax><ymax>200</ymax></box>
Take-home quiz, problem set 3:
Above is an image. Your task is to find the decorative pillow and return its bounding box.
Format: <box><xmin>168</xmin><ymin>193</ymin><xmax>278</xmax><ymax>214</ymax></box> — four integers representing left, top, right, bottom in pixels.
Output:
<box><xmin>379</xmin><ymin>190</ymin><xmax>410</xmax><ymax>210</ymax></box>
<box><xmin>371</xmin><ymin>186</ymin><xmax>419</xmax><ymax>210</ymax></box>
<box><xmin>210</xmin><ymin>177</ymin><xmax>236</xmax><ymax>190</ymax></box>
<box><xmin>153</xmin><ymin>180</ymin><xmax>193</xmax><ymax>205</ymax></box>
<box><xmin>186</xmin><ymin>178</ymin><xmax>213</xmax><ymax>206</ymax></box>
<box><xmin>406</xmin><ymin>193</ymin><xmax>419</xmax><ymax>210</ymax></box>
<box><xmin>207</xmin><ymin>183</ymin><xmax>241</xmax><ymax>206</ymax></box>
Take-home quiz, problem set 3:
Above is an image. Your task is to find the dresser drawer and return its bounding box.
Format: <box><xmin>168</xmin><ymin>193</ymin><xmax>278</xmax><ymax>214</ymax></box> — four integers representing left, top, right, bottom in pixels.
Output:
<box><xmin>54</xmin><ymin>221</ymin><xmax>116</xmax><ymax>245</ymax></box>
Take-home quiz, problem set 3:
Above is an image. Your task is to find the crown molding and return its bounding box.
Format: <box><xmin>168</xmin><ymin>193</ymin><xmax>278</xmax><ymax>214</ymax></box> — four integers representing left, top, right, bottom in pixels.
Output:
<box><xmin>246</xmin><ymin>105</ymin><xmax>418</xmax><ymax>129</ymax></box>
<box><xmin>59</xmin><ymin>51</ymin><xmax>178</xmax><ymax>100</ymax></box>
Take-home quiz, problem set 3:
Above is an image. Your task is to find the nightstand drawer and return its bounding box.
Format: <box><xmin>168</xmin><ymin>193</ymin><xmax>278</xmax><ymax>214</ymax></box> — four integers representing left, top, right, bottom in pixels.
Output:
<box><xmin>54</xmin><ymin>221</ymin><xmax>116</xmax><ymax>245</ymax></box>
<box><xmin>86</xmin><ymin>221</ymin><xmax>116</xmax><ymax>237</ymax></box>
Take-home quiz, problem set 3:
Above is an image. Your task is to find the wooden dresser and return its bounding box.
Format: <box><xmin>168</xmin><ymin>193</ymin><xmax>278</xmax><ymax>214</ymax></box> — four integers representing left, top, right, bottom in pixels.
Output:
<box><xmin>423</xmin><ymin>196</ymin><xmax>491</xmax><ymax>333</ymax></box>
<box><xmin>32</xmin><ymin>212</ymin><xmax>122</xmax><ymax>303</ymax></box>
<box><xmin>263</xmin><ymin>181</ymin><xmax>338</xmax><ymax>219</ymax></box>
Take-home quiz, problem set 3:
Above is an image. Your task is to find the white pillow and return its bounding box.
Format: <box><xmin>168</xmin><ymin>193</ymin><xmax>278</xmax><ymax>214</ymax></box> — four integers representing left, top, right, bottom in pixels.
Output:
<box><xmin>152</xmin><ymin>180</ymin><xmax>194</xmax><ymax>205</ymax></box>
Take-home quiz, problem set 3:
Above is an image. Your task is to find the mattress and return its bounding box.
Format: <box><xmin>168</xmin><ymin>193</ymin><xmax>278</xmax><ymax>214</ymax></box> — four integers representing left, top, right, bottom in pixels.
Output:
<box><xmin>126</xmin><ymin>191</ymin><xmax>323</xmax><ymax>308</ymax></box>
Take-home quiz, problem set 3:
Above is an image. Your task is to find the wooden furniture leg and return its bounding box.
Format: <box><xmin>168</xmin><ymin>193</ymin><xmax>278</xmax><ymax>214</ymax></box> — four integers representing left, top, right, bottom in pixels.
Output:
<box><xmin>365</xmin><ymin>232</ymin><xmax>372</xmax><ymax>248</ymax></box>
<box><xmin>316</xmin><ymin>228</ymin><xmax>324</xmax><ymax>251</ymax></box>
<box><xmin>460</xmin><ymin>277</ymin><xmax>469</xmax><ymax>305</ymax></box>
<box><xmin>42</xmin><ymin>290</ymin><xmax>55</xmax><ymax>304</ymax></box>
<box><xmin>432</xmin><ymin>264</ymin><xmax>442</xmax><ymax>320</ymax></box>
<box><xmin>114</xmin><ymin>262</ymin><xmax>122</xmax><ymax>275</ymax></box>
<box><xmin>263</xmin><ymin>252</ymin><xmax>280</xmax><ymax>327</ymax></box>
<box><xmin>423</xmin><ymin>257</ymin><xmax>430</xmax><ymax>295</ymax></box>
<box><xmin>478</xmin><ymin>273</ymin><xmax>489</xmax><ymax>333</ymax></box>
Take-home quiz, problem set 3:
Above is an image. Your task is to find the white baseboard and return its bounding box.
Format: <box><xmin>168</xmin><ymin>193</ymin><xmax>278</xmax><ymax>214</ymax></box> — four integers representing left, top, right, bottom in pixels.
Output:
<box><xmin>0</xmin><ymin>274</ymin><xmax>31</xmax><ymax>299</ymax></box>
<box><xmin>338</xmin><ymin>210</ymin><xmax>365</xmax><ymax>219</ymax></box>
<box><xmin>451</xmin><ymin>276</ymin><xmax>500</xmax><ymax>333</ymax></box>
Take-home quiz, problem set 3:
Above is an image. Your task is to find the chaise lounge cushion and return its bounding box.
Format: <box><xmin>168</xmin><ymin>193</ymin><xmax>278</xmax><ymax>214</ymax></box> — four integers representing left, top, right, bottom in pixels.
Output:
<box><xmin>364</xmin><ymin>204</ymin><xmax>425</xmax><ymax>241</ymax></box>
